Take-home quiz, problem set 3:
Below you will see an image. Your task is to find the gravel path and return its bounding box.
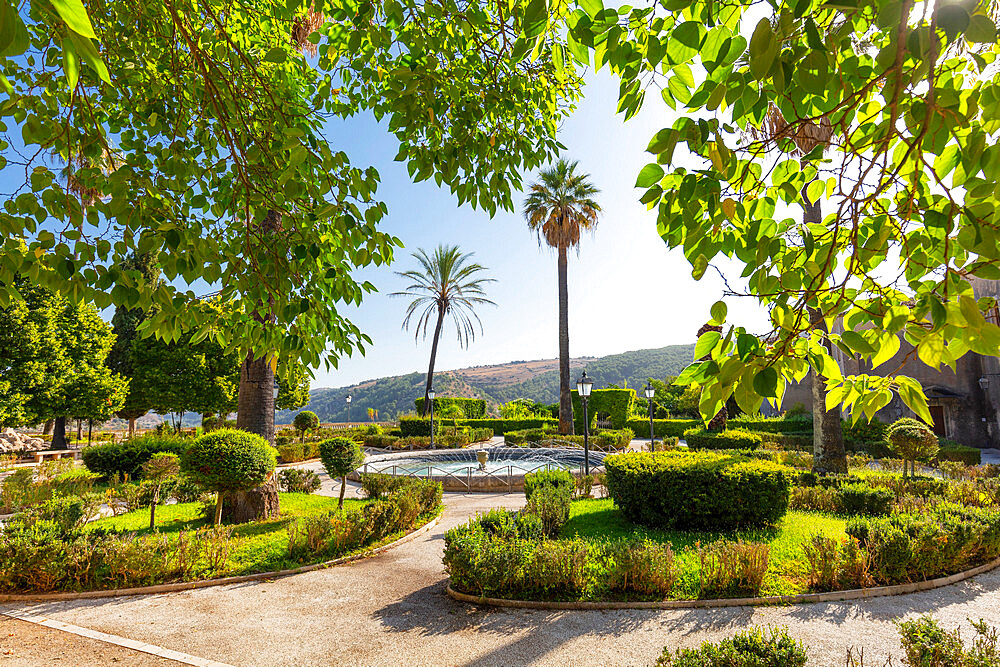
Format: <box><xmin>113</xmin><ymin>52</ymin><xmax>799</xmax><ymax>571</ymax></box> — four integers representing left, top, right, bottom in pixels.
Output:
<box><xmin>5</xmin><ymin>486</ymin><xmax>1000</xmax><ymax>666</ymax></box>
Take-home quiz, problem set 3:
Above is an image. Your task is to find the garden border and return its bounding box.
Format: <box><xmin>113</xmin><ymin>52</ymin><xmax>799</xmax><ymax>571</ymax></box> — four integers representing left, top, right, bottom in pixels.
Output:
<box><xmin>445</xmin><ymin>553</ymin><xmax>1000</xmax><ymax>610</ymax></box>
<box><xmin>0</xmin><ymin>512</ymin><xmax>441</xmax><ymax>603</ymax></box>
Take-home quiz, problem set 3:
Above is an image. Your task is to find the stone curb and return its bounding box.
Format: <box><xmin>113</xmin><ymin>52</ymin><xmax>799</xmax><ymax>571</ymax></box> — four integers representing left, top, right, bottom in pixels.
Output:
<box><xmin>0</xmin><ymin>513</ymin><xmax>441</xmax><ymax>603</ymax></box>
<box><xmin>2</xmin><ymin>609</ymin><xmax>233</xmax><ymax>666</ymax></box>
<box><xmin>445</xmin><ymin>554</ymin><xmax>1000</xmax><ymax>610</ymax></box>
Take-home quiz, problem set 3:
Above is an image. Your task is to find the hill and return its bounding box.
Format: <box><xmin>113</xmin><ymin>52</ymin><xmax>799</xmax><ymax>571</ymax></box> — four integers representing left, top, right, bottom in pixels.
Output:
<box><xmin>276</xmin><ymin>343</ymin><xmax>696</xmax><ymax>423</ymax></box>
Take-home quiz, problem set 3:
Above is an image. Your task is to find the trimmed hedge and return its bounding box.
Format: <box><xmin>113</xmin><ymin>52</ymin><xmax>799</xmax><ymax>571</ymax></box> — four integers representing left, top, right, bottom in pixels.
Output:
<box><xmin>936</xmin><ymin>442</ymin><xmax>982</xmax><ymax>465</ymax></box>
<box><xmin>656</xmin><ymin>627</ymin><xmax>807</xmax><ymax>667</ymax></box>
<box><xmin>728</xmin><ymin>415</ymin><xmax>813</xmax><ymax>433</ymax></box>
<box><xmin>604</xmin><ymin>451</ymin><xmax>792</xmax><ymax>530</ymax></box>
<box><xmin>683</xmin><ymin>427</ymin><xmax>763</xmax><ymax>450</ymax></box>
<box><xmin>414</xmin><ymin>397</ymin><xmax>486</xmax><ymax>419</ymax></box>
<box><xmin>399</xmin><ymin>416</ymin><xmax>435</xmax><ymax>437</ymax></box>
<box><xmin>504</xmin><ymin>427</ymin><xmax>633</xmax><ymax>450</ymax></box>
<box><xmin>440</xmin><ymin>417</ymin><xmax>558</xmax><ymax>435</ymax></box>
<box><xmin>624</xmin><ymin>418</ymin><xmax>700</xmax><ymax>439</ymax></box>
<box><xmin>524</xmin><ymin>469</ymin><xmax>575</xmax><ymax>500</ymax></box>
<box><xmin>180</xmin><ymin>429</ymin><xmax>277</xmax><ymax>494</ymax></box>
<box><xmin>571</xmin><ymin>388</ymin><xmax>635</xmax><ymax>432</ymax></box>
<box><xmin>82</xmin><ymin>435</ymin><xmax>189</xmax><ymax>479</ymax></box>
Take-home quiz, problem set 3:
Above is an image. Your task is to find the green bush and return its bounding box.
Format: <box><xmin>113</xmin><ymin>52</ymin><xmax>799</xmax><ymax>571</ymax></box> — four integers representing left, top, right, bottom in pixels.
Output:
<box><xmin>277</xmin><ymin>468</ymin><xmax>322</xmax><ymax>494</ymax></box>
<box><xmin>887</xmin><ymin>418</ymin><xmax>939</xmax><ymax>475</ymax></box>
<box><xmin>834</xmin><ymin>483</ymin><xmax>894</xmax><ymax>516</ymax></box>
<box><xmin>319</xmin><ymin>437</ymin><xmax>364</xmax><ymax>508</ymax></box>
<box><xmin>293</xmin><ymin>411</ymin><xmax>319</xmax><ymax>439</ymax></box>
<box><xmin>179</xmin><ymin>429</ymin><xmax>277</xmax><ymax>524</ymax></box>
<box><xmin>523</xmin><ymin>468</ymin><xmax>575</xmax><ymax>500</ymax></box>
<box><xmin>897</xmin><ymin>616</ymin><xmax>999</xmax><ymax>667</ymax></box>
<box><xmin>82</xmin><ymin>435</ymin><xmax>189</xmax><ymax>479</ymax></box>
<box><xmin>730</xmin><ymin>414</ymin><xmax>814</xmax><ymax>433</ymax></box>
<box><xmin>758</xmin><ymin>432</ymin><xmax>814</xmax><ymax>451</ymax></box>
<box><xmin>399</xmin><ymin>416</ymin><xmax>434</xmax><ymax>436</ymax></box>
<box><xmin>655</xmin><ymin>626</ymin><xmax>807</xmax><ymax>667</ymax></box>
<box><xmin>936</xmin><ymin>440</ymin><xmax>982</xmax><ymax>465</ymax></box>
<box><xmin>414</xmin><ymin>397</ymin><xmax>487</xmax><ymax>419</ymax></box>
<box><xmin>524</xmin><ymin>483</ymin><xmax>571</xmax><ymax>537</ymax></box>
<box><xmin>439</xmin><ymin>418</ymin><xmax>558</xmax><ymax>435</ymax></box>
<box><xmin>684</xmin><ymin>427</ymin><xmax>763</xmax><ymax>450</ymax></box>
<box><xmin>604</xmin><ymin>451</ymin><xmax>792</xmax><ymax>530</ymax></box>
<box><xmin>504</xmin><ymin>427</ymin><xmax>633</xmax><ymax>449</ymax></box>
<box><xmin>624</xmin><ymin>418</ymin><xmax>700</xmax><ymax>439</ymax></box>
<box><xmin>571</xmin><ymin>388</ymin><xmax>635</xmax><ymax>432</ymax></box>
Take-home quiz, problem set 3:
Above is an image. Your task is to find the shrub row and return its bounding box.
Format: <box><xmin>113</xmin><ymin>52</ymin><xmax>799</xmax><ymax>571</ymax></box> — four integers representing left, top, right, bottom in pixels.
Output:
<box><xmin>82</xmin><ymin>435</ymin><xmax>189</xmax><ymax>479</ymax></box>
<box><xmin>936</xmin><ymin>441</ymin><xmax>982</xmax><ymax>465</ymax></box>
<box><xmin>623</xmin><ymin>419</ymin><xmax>700</xmax><ymax>439</ymax></box>
<box><xmin>503</xmin><ymin>427</ymin><xmax>633</xmax><ymax>450</ymax></box>
<box><xmin>361</xmin><ymin>428</ymin><xmax>492</xmax><ymax>451</ymax></box>
<box><xmin>441</xmin><ymin>417</ymin><xmax>559</xmax><ymax>435</ymax></box>
<box><xmin>789</xmin><ymin>483</ymin><xmax>895</xmax><ymax>516</ymax></box>
<box><xmin>683</xmin><ymin>428</ymin><xmax>763</xmax><ymax>450</ymax></box>
<box><xmin>413</xmin><ymin>397</ymin><xmax>487</xmax><ymax>419</ymax></box>
<box><xmin>604</xmin><ymin>451</ymin><xmax>792</xmax><ymax>530</ymax></box>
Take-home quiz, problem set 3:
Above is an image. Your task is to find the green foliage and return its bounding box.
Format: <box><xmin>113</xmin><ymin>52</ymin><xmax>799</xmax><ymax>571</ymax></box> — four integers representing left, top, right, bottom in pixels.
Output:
<box><xmin>498</xmin><ymin>399</ymin><xmax>553</xmax><ymax>419</ymax></box>
<box><xmin>571</xmin><ymin>388</ymin><xmax>635</xmax><ymax>432</ymax></box>
<box><xmin>180</xmin><ymin>429</ymin><xmax>276</xmax><ymax>494</ymax></box>
<box><xmin>140</xmin><ymin>452</ymin><xmax>180</xmax><ymax>483</ymax></box>
<box><xmin>655</xmin><ymin>627</ymin><xmax>807</xmax><ymax>667</ymax></box>
<box><xmin>684</xmin><ymin>428</ymin><xmax>764</xmax><ymax>451</ymax></box>
<box><xmin>524</xmin><ymin>468</ymin><xmax>575</xmax><ymax>500</ymax></box>
<box><xmin>318</xmin><ymin>437</ymin><xmax>363</xmax><ymax>480</ymax></box>
<box><xmin>569</xmin><ymin>0</ymin><xmax>1000</xmax><ymax>425</ymax></box>
<box><xmin>834</xmin><ymin>483</ymin><xmax>894</xmax><ymax>517</ymax></box>
<box><xmin>897</xmin><ymin>616</ymin><xmax>1000</xmax><ymax>667</ymax></box>
<box><xmin>604</xmin><ymin>451</ymin><xmax>791</xmax><ymax>530</ymax></box>
<box><xmin>277</xmin><ymin>468</ymin><xmax>321</xmax><ymax>494</ymax></box>
<box><xmin>444</xmin><ymin>418</ymin><xmax>557</xmax><ymax>435</ymax></box>
<box><xmin>524</xmin><ymin>485</ymin><xmax>572</xmax><ymax>537</ymax></box>
<box><xmin>936</xmin><ymin>441</ymin><xmax>983</xmax><ymax>465</ymax></box>
<box><xmin>625</xmin><ymin>418</ymin><xmax>700</xmax><ymax>439</ymax></box>
<box><xmin>504</xmin><ymin>427</ymin><xmax>633</xmax><ymax>449</ymax></box>
<box><xmin>82</xmin><ymin>434</ymin><xmax>189</xmax><ymax>479</ymax></box>
<box><xmin>276</xmin><ymin>363</ymin><xmax>311</xmax><ymax>412</ymax></box>
<box><xmin>414</xmin><ymin>397</ymin><xmax>487</xmax><ymax>419</ymax></box>
<box><xmin>399</xmin><ymin>416</ymin><xmax>435</xmax><ymax>437</ymax></box>
<box><xmin>887</xmin><ymin>418</ymin><xmax>940</xmax><ymax>473</ymax></box>
<box><xmin>293</xmin><ymin>411</ymin><xmax>320</xmax><ymax>437</ymax></box>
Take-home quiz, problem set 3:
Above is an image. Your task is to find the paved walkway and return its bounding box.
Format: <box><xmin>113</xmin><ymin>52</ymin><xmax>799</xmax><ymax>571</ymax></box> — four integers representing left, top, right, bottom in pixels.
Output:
<box><xmin>5</xmin><ymin>483</ymin><xmax>1000</xmax><ymax>666</ymax></box>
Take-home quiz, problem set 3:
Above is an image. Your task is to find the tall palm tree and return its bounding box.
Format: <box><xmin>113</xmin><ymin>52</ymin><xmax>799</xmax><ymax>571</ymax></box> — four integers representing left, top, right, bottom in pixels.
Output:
<box><xmin>392</xmin><ymin>245</ymin><xmax>495</xmax><ymax>416</ymax></box>
<box><xmin>522</xmin><ymin>159</ymin><xmax>601</xmax><ymax>435</ymax></box>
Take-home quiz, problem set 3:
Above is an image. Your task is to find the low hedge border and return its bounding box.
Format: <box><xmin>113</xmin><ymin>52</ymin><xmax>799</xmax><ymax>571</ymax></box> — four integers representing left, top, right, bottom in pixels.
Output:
<box><xmin>444</xmin><ymin>552</ymin><xmax>1000</xmax><ymax>610</ymax></box>
<box><xmin>0</xmin><ymin>510</ymin><xmax>442</xmax><ymax>602</ymax></box>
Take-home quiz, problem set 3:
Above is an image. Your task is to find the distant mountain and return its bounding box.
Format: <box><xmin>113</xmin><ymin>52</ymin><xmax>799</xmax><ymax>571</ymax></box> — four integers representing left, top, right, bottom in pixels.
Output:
<box><xmin>276</xmin><ymin>344</ymin><xmax>696</xmax><ymax>423</ymax></box>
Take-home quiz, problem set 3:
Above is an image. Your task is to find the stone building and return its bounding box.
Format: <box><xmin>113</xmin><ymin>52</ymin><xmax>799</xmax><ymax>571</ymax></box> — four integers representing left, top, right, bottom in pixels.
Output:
<box><xmin>776</xmin><ymin>278</ymin><xmax>1000</xmax><ymax>449</ymax></box>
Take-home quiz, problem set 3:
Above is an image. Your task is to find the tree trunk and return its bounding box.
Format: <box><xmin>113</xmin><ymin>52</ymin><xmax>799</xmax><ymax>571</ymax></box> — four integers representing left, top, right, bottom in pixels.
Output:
<box><xmin>421</xmin><ymin>305</ymin><xmax>446</xmax><ymax>417</ymax></box>
<box><xmin>87</xmin><ymin>420</ymin><xmax>93</xmax><ymax>445</ymax></box>
<box><xmin>339</xmin><ymin>476</ymin><xmax>346</xmax><ymax>509</ymax></box>
<box><xmin>76</xmin><ymin>418</ymin><xmax>83</xmax><ymax>442</ymax></box>
<box><xmin>232</xmin><ymin>208</ymin><xmax>283</xmax><ymax>523</ymax></box>
<box><xmin>557</xmin><ymin>246</ymin><xmax>574</xmax><ymax>435</ymax></box>
<box><xmin>804</xmin><ymin>195</ymin><xmax>847</xmax><ymax>474</ymax></box>
<box><xmin>43</xmin><ymin>420</ymin><xmax>53</xmax><ymax>436</ymax></box>
<box><xmin>128</xmin><ymin>417</ymin><xmax>136</xmax><ymax>439</ymax></box>
<box><xmin>51</xmin><ymin>416</ymin><xmax>67</xmax><ymax>450</ymax></box>
<box><xmin>150</xmin><ymin>485</ymin><xmax>160</xmax><ymax>531</ymax></box>
<box><xmin>214</xmin><ymin>493</ymin><xmax>224</xmax><ymax>526</ymax></box>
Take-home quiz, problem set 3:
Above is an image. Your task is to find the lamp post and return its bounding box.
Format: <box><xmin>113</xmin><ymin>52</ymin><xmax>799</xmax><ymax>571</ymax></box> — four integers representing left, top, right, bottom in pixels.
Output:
<box><xmin>428</xmin><ymin>387</ymin><xmax>436</xmax><ymax>450</ymax></box>
<box><xmin>644</xmin><ymin>382</ymin><xmax>656</xmax><ymax>451</ymax></box>
<box><xmin>273</xmin><ymin>380</ymin><xmax>280</xmax><ymax>439</ymax></box>
<box><xmin>346</xmin><ymin>394</ymin><xmax>352</xmax><ymax>425</ymax></box>
<box><xmin>577</xmin><ymin>371</ymin><xmax>593</xmax><ymax>476</ymax></box>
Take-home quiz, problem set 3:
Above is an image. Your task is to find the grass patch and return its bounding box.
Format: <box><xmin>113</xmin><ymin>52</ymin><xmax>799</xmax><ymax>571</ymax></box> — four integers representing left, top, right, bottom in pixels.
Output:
<box><xmin>87</xmin><ymin>493</ymin><xmax>371</xmax><ymax>576</ymax></box>
<box><xmin>562</xmin><ymin>498</ymin><xmax>847</xmax><ymax>598</ymax></box>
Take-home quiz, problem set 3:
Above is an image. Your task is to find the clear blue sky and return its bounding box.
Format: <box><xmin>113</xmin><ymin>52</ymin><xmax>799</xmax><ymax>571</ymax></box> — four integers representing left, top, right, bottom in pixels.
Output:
<box><xmin>316</xmin><ymin>71</ymin><xmax>770</xmax><ymax>388</ymax></box>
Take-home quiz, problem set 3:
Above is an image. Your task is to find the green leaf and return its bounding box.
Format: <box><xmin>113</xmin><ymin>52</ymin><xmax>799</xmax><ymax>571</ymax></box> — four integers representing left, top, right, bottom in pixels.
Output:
<box><xmin>263</xmin><ymin>47</ymin><xmax>287</xmax><ymax>63</ymax></box>
<box><xmin>522</xmin><ymin>0</ymin><xmax>548</xmax><ymax>39</ymax></box>
<box><xmin>710</xmin><ymin>300</ymin><xmax>727</xmax><ymax>324</ymax></box>
<box><xmin>748</xmin><ymin>18</ymin><xmax>776</xmax><ymax>80</ymax></box>
<box><xmin>870</xmin><ymin>334</ymin><xmax>900</xmax><ymax>369</ymax></box>
<box><xmin>936</xmin><ymin>4</ymin><xmax>971</xmax><ymax>40</ymax></box>
<box><xmin>967</xmin><ymin>14</ymin><xmax>997</xmax><ymax>42</ymax></box>
<box><xmin>917</xmin><ymin>334</ymin><xmax>944</xmax><ymax>368</ymax></box>
<box><xmin>841</xmin><ymin>330</ymin><xmax>876</xmax><ymax>355</ymax></box>
<box><xmin>695</xmin><ymin>331</ymin><xmax>721</xmax><ymax>358</ymax></box>
<box><xmin>691</xmin><ymin>254</ymin><xmax>708</xmax><ymax>280</ymax></box>
<box><xmin>804</xmin><ymin>17</ymin><xmax>826</xmax><ymax>51</ymax></box>
<box><xmin>65</xmin><ymin>32</ymin><xmax>109</xmax><ymax>84</ymax></box>
<box><xmin>0</xmin><ymin>2</ymin><xmax>28</xmax><ymax>56</ymax></box>
<box><xmin>635</xmin><ymin>163</ymin><xmax>664</xmax><ymax>188</ymax></box>
<box><xmin>752</xmin><ymin>367</ymin><xmax>778</xmax><ymax>398</ymax></box>
<box><xmin>51</xmin><ymin>0</ymin><xmax>98</xmax><ymax>39</ymax></box>
<box><xmin>579</xmin><ymin>0</ymin><xmax>603</xmax><ymax>18</ymax></box>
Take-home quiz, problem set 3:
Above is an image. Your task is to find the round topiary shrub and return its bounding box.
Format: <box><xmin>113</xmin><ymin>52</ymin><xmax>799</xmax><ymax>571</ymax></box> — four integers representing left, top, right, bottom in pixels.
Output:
<box><xmin>886</xmin><ymin>418</ymin><xmax>939</xmax><ymax>477</ymax></box>
<box><xmin>293</xmin><ymin>411</ymin><xmax>320</xmax><ymax>442</ymax></box>
<box><xmin>180</xmin><ymin>429</ymin><xmax>277</xmax><ymax>525</ymax></box>
<box><xmin>604</xmin><ymin>450</ymin><xmax>792</xmax><ymax>530</ymax></box>
<box><xmin>318</xmin><ymin>437</ymin><xmax>364</xmax><ymax>508</ymax></box>
<box><xmin>683</xmin><ymin>427</ymin><xmax>763</xmax><ymax>451</ymax></box>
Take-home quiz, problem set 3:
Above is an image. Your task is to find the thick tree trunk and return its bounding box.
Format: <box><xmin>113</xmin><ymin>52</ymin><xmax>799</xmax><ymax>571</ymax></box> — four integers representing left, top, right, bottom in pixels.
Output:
<box><xmin>76</xmin><ymin>419</ymin><xmax>83</xmax><ymax>442</ymax></box>
<box><xmin>43</xmin><ymin>420</ymin><xmax>53</xmax><ymax>436</ymax></box>
<box><xmin>222</xmin><ymin>475</ymin><xmax>279</xmax><ymax>523</ymax></box>
<box><xmin>87</xmin><ymin>420</ymin><xmax>93</xmax><ymax>445</ymax></box>
<box><xmin>421</xmin><ymin>305</ymin><xmax>445</xmax><ymax>417</ymax></box>
<box><xmin>803</xmin><ymin>195</ymin><xmax>847</xmax><ymax>474</ymax></box>
<box><xmin>51</xmin><ymin>416</ymin><xmax>67</xmax><ymax>450</ymax></box>
<box><xmin>557</xmin><ymin>246</ymin><xmax>574</xmax><ymax>435</ymax></box>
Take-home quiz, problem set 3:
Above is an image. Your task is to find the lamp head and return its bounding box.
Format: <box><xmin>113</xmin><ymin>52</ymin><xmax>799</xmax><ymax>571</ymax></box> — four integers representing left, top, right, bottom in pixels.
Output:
<box><xmin>644</xmin><ymin>382</ymin><xmax>655</xmax><ymax>400</ymax></box>
<box><xmin>346</xmin><ymin>394</ymin><xmax>352</xmax><ymax>404</ymax></box>
<box><xmin>428</xmin><ymin>388</ymin><xmax>436</xmax><ymax>400</ymax></box>
<box><xmin>577</xmin><ymin>371</ymin><xmax>593</xmax><ymax>398</ymax></box>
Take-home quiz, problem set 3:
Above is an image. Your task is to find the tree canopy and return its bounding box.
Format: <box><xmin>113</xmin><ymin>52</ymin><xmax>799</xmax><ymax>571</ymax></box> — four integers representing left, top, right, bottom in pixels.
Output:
<box><xmin>564</xmin><ymin>0</ymin><xmax>1000</xmax><ymax>424</ymax></box>
<box><xmin>0</xmin><ymin>0</ymin><xmax>581</xmax><ymax>374</ymax></box>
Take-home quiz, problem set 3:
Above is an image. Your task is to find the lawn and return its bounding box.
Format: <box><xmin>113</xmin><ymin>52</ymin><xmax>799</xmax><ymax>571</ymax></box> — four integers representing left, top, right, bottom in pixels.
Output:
<box><xmin>561</xmin><ymin>498</ymin><xmax>847</xmax><ymax>598</ymax></box>
<box><xmin>87</xmin><ymin>493</ymin><xmax>371</xmax><ymax>576</ymax></box>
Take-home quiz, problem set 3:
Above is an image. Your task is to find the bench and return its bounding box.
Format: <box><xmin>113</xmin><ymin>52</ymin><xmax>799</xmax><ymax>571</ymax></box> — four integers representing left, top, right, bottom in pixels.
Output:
<box><xmin>32</xmin><ymin>450</ymin><xmax>79</xmax><ymax>464</ymax></box>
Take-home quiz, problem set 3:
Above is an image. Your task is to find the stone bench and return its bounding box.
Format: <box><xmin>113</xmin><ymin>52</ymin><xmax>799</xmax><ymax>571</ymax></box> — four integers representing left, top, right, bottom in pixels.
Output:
<box><xmin>32</xmin><ymin>450</ymin><xmax>79</xmax><ymax>464</ymax></box>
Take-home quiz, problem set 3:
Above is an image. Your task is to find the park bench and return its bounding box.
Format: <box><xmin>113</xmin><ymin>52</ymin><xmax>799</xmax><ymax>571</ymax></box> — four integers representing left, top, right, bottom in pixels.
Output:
<box><xmin>32</xmin><ymin>450</ymin><xmax>79</xmax><ymax>464</ymax></box>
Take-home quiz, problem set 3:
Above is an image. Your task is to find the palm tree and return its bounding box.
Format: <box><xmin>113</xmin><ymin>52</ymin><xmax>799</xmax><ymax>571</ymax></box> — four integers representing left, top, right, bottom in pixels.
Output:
<box><xmin>392</xmin><ymin>245</ymin><xmax>495</xmax><ymax>416</ymax></box>
<box><xmin>522</xmin><ymin>159</ymin><xmax>601</xmax><ymax>435</ymax></box>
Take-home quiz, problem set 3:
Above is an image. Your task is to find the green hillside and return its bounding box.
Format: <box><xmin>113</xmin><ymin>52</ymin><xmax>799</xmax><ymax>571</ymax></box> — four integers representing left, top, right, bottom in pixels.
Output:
<box><xmin>277</xmin><ymin>344</ymin><xmax>695</xmax><ymax>423</ymax></box>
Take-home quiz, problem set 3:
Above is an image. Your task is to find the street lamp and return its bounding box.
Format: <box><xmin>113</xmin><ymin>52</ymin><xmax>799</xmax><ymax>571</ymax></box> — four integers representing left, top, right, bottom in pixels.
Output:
<box><xmin>346</xmin><ymin>394</ymin><xmax>352</xmax><ymax>424</ymax></box>
<box><xmin>428</xmin><ymin>387</ymin><xmax>436</xmax><ymax>450</ymax></box>
<box><xmin>577</xmin><ymin>371</ymin><xmax>593</xmax><ymax>475</ymax></box>
<box><xmin>644</xmin><ymin>382</ymin><xmax>656</xmax><ymax>451</ymax></box>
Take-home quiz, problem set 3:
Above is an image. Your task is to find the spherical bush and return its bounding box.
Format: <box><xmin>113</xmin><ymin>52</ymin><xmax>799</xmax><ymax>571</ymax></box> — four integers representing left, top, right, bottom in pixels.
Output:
<box><xmin>293</xmin><ymin>411</ymin><xmax>319</xmax><ymax>434</ymax></box>
<box><xmin>180</xmin><ymin>429</ymin><xmax>277</xmax><ymax>494</ymax></box>
<box><xmin>318</xmin><ymin>437</ymin><xmax>363</xmax><ymax>479</ymax></box>
<box><xmin>886</xmin><ymin>418</ymin><xmax>939</xmax><ymax>462</ymax></box>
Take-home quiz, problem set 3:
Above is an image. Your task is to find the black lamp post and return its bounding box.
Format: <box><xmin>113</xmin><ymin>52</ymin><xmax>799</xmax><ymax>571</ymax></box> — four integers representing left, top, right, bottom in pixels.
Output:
<box><xmin>644</xmin><ymin>382</ymin><xmax>656</xmax><ymax>451</ymax></box>
<box><xmin>428</xmin><ymin>388</ymin><xmax>436</xmax><ymax>449</ymax></box>
<box><xmin>345</xmin><ymin>394</ymin><xmax>352</xmax><ymax>424</ymax></box>
<box><xmin>577</xmin><ymin>371</ymin><xmax>593</xmax><ymax>475</ymax></box>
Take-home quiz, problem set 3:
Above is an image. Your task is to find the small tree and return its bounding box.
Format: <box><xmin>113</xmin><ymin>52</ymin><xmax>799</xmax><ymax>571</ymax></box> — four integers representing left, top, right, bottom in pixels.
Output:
<box><xmin>318</xmin><ymin>437</ymin><xmax>363</xmax><ymax>509</ymax></box>
<box><xmin>886</xmin><ymin>418</ymin><xmax>939</xmax><ymax>478</ymax></box>
<box><xmin>293</xmin><ymin>411</ymin><xmax>319</xmax><ymax>443</ymax></box>
<box><xmin>140</xmin><ymin>452</ymin><xmax>180</xmax><ymax>531</ymax></box>
<box><xmin>180</xmin><ymin>429</ymin><xmax>277</xmax><ymax>525</ymax></box>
